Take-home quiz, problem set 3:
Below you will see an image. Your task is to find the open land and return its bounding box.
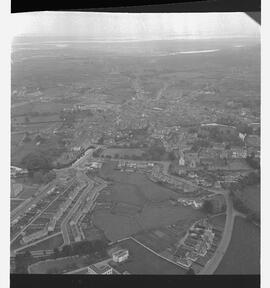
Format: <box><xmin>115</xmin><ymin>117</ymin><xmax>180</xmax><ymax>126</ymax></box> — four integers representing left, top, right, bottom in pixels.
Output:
<box><xmin>215</xmin><ymin>216</ymin><xmax>260</xmax><ymax>274</ymax></box>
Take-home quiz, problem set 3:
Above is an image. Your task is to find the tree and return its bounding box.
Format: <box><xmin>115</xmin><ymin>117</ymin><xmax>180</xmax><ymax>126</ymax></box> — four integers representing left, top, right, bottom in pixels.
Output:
<box><xmin>168</xmin><ymin>151</ymin><xmax>176</xmax><ymax>161</ymax></box>
<box><xmin>61</xmin><ymin>245</ymin><xmax>72</xmax><ymax>257</ymax></box>
<box><xmin>24</xmin><ymin>116</ymin><xmax>30</xmax><ymax>124</ymax></box>
<box><xmin>201</xmin><ymin>200</ymin><xmax>214</xmax><ymax>214</ymax></box>
<box><xmin>21</xmin><ymin>152</ymin><xmax>52</xmax><ymax>174</ymax></box>
<box><xmin>186</xmin><ymin>268</ymin><xmax>195</xmax><ymax>275</ymax></box>
<box><xmin>47</xmin><ymin>267</ymin><xmax>60</xmax><ymax>274</ymax></box>
<box><xmin>53</xmin><ymin>247</ymin><xmax>60</xmax><ymax>259</ymax></box>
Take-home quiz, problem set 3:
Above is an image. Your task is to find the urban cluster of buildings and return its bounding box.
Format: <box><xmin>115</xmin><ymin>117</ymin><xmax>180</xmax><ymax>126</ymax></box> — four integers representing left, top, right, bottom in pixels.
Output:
<box><xmin>151</xmin><ymin>164</ymin><xmax>196</xmax><ymax>193</ymax></box>
<box><xmin>11</xmin><ymin>166</ymin><xmax>28</xmax><ymax>178</ymax></box>
<box><xmin>117</xmin><ymin>160</ymin><xmax>154</xmax><ymax>172</ymax></box>
<box><xmin>177</xmin><ymin>198</ymin><xmax>203</xmax><ymax>209</ymax></box>
<box><xmin>20</xmin><ymin>181</ymin><xmax>85</xmax><ymax>244</ymax></box>
<box><xmin>175</xmin><ymin>219</ymin><xmax>215</xmax><ymax>268</ymax></box>
<box><xmin>66</xmin><ymin>248</ymin><xmax>129</xmax><ymax>275</ymax></box>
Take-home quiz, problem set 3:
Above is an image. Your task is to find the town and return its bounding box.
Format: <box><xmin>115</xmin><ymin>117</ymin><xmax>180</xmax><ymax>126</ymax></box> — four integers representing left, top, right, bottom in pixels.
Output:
<box><xmin>10</xmin><ymin>18</ymin><xmax>260</xmax><ymax>275</ymax></box>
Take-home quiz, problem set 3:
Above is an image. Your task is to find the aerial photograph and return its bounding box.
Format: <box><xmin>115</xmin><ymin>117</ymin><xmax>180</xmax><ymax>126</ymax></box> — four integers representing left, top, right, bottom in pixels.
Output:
<box><xmin>10</xmin><ymin>12</ymin><xmax>260</xmax><ymax>275</ymax></box>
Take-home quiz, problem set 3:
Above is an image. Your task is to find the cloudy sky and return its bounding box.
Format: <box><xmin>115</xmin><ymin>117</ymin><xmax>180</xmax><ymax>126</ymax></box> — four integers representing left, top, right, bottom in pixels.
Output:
<box><xmin>11</xmin><ymin>12</ymin><xmax>260</xmax><ymax>40</ymax></box>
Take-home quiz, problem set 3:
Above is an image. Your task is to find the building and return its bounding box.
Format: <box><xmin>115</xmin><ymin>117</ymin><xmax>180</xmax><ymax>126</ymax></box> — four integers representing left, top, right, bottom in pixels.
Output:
<box><xmin>112</xmin><ymin>249</ymin><xmax>129</xmax><ymax>263</ymax></box>
<box><xmin>177</xmin><ymin>257</ymin><xmax>192</xmax><ymax>268</ymax></box>
<box><xmin>230</xmin><ymin>147</ymin><xmax>247</xmax><ymax>158</ymax></box>
<box><xmin>178</xmin><ymin>150</ymin><xmax>185</xmax><ymax>166</ymax></box>
<box><xmin>11</xmin><ymin>166</ymin><xmax>28</xmax><ymax>178</ymax></box>
<box><xmin>186</xmin><ymin>251</ymin><xmax>199</xmax><ymax>262</ymax></box>
<box><xmin>89</xmin><ymin>162</ymin><xmax>103</xmax><ymax>169</ymax></box>
<box><xmin>87</xmin><ymin>264</ymin><xmax>113</xmax><ymax>275</ymax></box>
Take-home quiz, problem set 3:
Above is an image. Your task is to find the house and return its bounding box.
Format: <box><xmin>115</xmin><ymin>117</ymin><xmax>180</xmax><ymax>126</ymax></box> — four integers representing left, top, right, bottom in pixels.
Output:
<box><xmin>177</xmin><ymin>257</ymin><xmax>192</xmax><ymax>268</ymax></box>
<box><xmin>11</xmin><ymin>166</ymin><xmax>28</xmax><ymax>178</ymax></box>
<box><xmin>112</xmin><ymin>249</ymin><xmax>129</xmax><ymax>263</ymax></box>
<box><xmin>175</xmin><ymin>246</ymin><xmax>191</xmax><ymax>260</ymax></box>
<box><xmin>179</xmin><ymin>152</ymin><xmax>185</xmax><ymax>166</ymax></box>
<box><xmin>230</xmin><ymin>147</ymin><xmax>247</xmax><ymax>158</ymax></box>
<box><xmin>186</xmin><ymin>251</ymin><xmax>199</xmax><ymax>262</ymax></box>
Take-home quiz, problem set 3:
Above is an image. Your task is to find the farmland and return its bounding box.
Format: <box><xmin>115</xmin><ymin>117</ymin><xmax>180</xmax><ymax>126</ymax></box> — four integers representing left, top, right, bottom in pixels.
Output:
<box><xmin>241</xmin><ymin>185</ymin><xmax>260</xmax><ymax>215</ymax></box>
<box><xmin>113</xmin><ymin>238</ymin><xmax>186</xmax><ymax>274</ymax></box>
<box><xmin>92</xmin><ymin>161</ymin><xmax>205</xmax><ymax>241</ymax></box>
<box><xmin>215</xmin><ymin>217</ymin><xmax>260</xmax><ymax>274</ymax></box>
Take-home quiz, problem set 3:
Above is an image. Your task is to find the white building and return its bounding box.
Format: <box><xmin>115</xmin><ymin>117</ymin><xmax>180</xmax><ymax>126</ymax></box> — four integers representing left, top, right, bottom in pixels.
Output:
<box><xmin>112</xmin><ymin>249</ymin><xmax>129</xmax><ymax>263</ymax></box>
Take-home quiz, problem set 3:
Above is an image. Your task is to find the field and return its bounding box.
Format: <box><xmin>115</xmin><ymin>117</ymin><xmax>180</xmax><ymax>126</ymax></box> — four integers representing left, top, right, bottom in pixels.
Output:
<box><xmin>99</xmin><ymin>161</ymin><xmax>179</xmax><ymax>201</ymax></box>
<box><xmin>28</xmin><ymin>254</ymin><xmax>89</xmax><ymax>274</ymax></box>
<box><xmin>113</xmin><ymin>238</ymin><xmax>186</xmax><ymax>274</ymax></box>
<box><xmin>215</xmin><ymin>217</ymin><xmax>260</xmax><ymax>274</ymax></box>
<box><xmin>134</xmin><ymin>218</ymin><xmax>196</xmax><ymax>254</ymax></box>
<box><xmin>100</xmin><ymin>148</ymin><xmax>145</xmax><ymax>158</ymax></box>
<box><xmin>209</xmin><ymin>213</ymin><xmax>226</xmax><ymax>229</ymax></box>
<box><xmin>11</xmin><ymin>199</ymin><xmax>25</xmax><ymax>211</ymax></box>
<box><xmin>241</xmin><ymin>185</ymin><xmax>260</xmax><ymax>214</ymax></box>
<box><xmin>92</xmin><ymin>161</ymin><xmax>205</xmax><ymax>241</ymax></box>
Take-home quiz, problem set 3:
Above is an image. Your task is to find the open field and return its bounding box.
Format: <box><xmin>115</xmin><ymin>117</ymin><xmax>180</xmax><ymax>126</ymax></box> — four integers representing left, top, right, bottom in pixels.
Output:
<box><xmin>28</xmin><ymin>254</ymin><xmax>91</xmax><ymax>274</ymax></box>
<box><xmin>114</xmin><ymin>238</ymin><xmax>186</xmax><ymax>274</ymax></box>
<box><xmin>241</xmin><ymin>185</ymin><xmax>260</xmax><ymax>214</ymax></box>
<box><xmin>209</xmin><ymin>213</ymin><xmax>226</xmax><ymax>229</ymax></box>
<box><xmin>93</xmin><ymin>162</ymin><xmax>205</xmax><ymax>241</ymax></box>
<box><xmin>134</xmin><ymin>217</ymin><xmax>200</xmax><ymax>254</ymax></box>
<box><xmin>215</xmin><ymin>217</ymin><xmax>260</xmax><ymax>274</ymax></box>
<box><xmin>99</xmin><ymin>161</ymin><xmax>179</xmax><ymax>202</ymax></box>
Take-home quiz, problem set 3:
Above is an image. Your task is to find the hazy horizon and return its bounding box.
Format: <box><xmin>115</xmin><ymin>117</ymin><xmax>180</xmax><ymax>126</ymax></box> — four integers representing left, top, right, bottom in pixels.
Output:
<box><xmin>11</xmin><ymin>12</ymin><xmax>260</xmax><ymax>41</ymax></box>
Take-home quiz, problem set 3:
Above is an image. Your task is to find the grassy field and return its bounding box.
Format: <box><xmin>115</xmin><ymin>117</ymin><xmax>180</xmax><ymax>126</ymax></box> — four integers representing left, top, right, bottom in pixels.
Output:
<box><xmin>215</xmin><ymin>217</ymin><xmax>260</xmax><ymax>274</ymax></box>
<box><xmin>241</xmin><ymin>185</ymin><xmax>260</xmax><ymax>214</ymax></box>
<box><xmin>114</xmin><ymin>238</ymin><xmax>186</xmax><ymax>274</ymax></box>
<box><xmin>28</xmin><ymin>255</ymin><xmax>87</xmax><ymax>274</ymax></box>
<box><xmin>92</xmin><ymin>161</ymin><xmax>205</xmax><ymax>241</ymax></box>
<box><xmin>134</xmin><ymin>217</ymin><xmax>200</xmax><ymax>254</ymax></box>
<box><xmin>99</xmin><ymin>161</ymin><xmax>179</xmax><ymax>202</ymax></box>
<box><xmin>209</xmin><ymin>213</ymin><xmax>226</xmax><ymax>229</ymax></box>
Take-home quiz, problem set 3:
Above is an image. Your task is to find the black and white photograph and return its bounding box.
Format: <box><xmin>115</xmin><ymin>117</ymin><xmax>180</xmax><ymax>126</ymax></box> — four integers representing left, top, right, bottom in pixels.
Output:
<box><xmin>9</xmin><ymin>11</ymin><xmax>261</xmax><ymax>278</ymax></box>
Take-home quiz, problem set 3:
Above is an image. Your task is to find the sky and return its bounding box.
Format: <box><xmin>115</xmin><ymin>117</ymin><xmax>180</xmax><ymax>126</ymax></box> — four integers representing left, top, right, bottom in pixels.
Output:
<box><xmin>11</xmin><ymin>12</ymin><xmax>260</xmax><ymax>40</ymax></box>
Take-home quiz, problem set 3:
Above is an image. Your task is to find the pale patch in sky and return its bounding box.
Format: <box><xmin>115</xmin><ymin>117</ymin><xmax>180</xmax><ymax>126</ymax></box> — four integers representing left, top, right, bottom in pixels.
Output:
<box><xmin>11</xmin><ymin>12</ymin><xmax>260</xmax><ymax>40</ymax></box>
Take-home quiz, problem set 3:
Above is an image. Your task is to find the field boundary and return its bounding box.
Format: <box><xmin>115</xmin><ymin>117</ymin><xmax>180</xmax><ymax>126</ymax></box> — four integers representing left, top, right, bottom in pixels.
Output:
<box><xmin>129</xmin><ymin>236</ymin><xmax>187</xmax><ymax>271</ymax></box>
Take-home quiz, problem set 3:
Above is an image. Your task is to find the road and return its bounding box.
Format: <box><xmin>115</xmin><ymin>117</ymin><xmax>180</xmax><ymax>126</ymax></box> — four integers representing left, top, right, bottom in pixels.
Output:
<box><xmin>199</xmin><ymin>192</ymin><xmax>236</xmax><ymax>274</ymax></box>
<box><xmin>157</xmin><ymin>160</ymin><xmax>236</xmax><ymax>274</ymax></box>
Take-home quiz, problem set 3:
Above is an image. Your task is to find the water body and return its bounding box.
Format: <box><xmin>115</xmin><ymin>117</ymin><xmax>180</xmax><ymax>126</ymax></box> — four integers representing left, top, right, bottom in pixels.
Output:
<box><xmin>158</xmin><ymin>49</ymin><xmax>220</xmax><ymax>57</ymax></box>
<box><xmin>215</xmin><ymin>216</ymin><xmax>260</xmax><ymax>274</ymax></box>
